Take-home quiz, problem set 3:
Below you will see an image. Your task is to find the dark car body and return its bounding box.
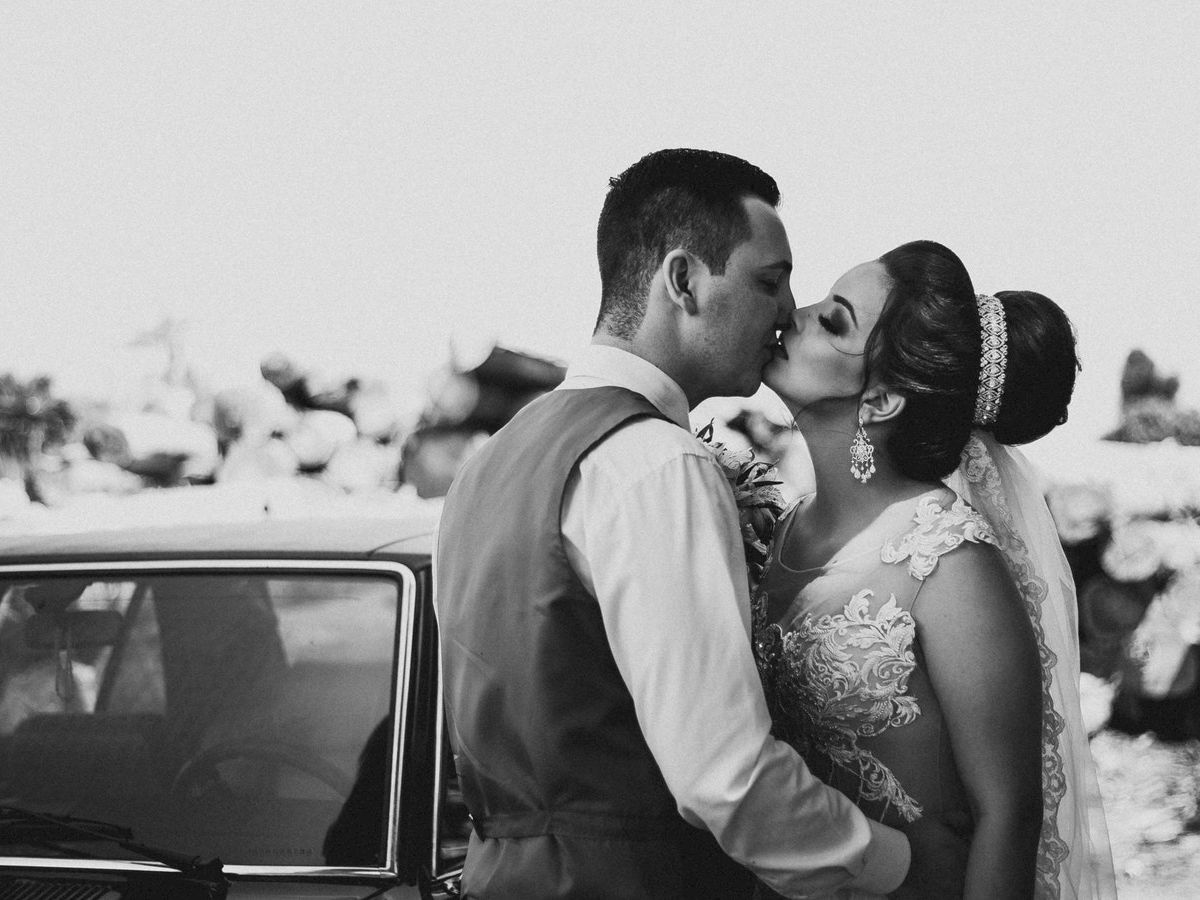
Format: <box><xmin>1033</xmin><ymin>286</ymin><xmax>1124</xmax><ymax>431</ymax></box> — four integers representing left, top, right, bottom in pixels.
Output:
<box><xmin>0</xmin><ymin>514</ymin><xmax>467</xmax><ymax>899</ymax></box>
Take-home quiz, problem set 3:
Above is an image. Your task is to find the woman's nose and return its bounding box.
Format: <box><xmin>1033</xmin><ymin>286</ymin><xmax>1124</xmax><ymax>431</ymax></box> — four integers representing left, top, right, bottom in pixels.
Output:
<box><xmin>787</xmin><ymin>305</ymin><xmax>820</xmax><ymax>336</ymax></box>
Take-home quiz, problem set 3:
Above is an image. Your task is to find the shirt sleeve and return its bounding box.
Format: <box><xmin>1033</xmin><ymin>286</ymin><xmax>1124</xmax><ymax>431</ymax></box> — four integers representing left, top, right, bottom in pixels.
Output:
<box><xmin>562</xmin><ymin>432</ymin><xmax>909</xmax><ymax>898</ymax></box>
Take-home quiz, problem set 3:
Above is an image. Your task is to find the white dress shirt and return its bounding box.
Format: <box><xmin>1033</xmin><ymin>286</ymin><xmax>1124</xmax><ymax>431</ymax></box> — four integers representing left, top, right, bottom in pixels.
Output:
<box><xmin>557</xmin><ymin>344</ymin><xmax>909</xmax><ymax>899</ymax></box>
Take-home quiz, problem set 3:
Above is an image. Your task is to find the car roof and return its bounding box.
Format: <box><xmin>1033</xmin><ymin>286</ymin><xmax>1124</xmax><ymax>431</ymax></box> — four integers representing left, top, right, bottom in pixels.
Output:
<box><xmin>0</xmin><ymin>513</ymin><xmax>436</xmax><ymax>566</ymax></box>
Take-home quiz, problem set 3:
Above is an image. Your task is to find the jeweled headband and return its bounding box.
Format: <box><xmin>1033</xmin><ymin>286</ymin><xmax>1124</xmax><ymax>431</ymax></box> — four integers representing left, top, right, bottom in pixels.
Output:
<box><xmin>974</xmin><ymin>293</ymin><xmax>1008</xmax><ymax>427</ymax></box>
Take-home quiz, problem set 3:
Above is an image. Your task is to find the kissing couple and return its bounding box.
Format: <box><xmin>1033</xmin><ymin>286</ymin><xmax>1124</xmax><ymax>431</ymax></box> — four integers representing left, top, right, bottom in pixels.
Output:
<box><xmin>436</xmin><ymin>149</ymin><xmax>1117</xmax><ymax>898</ymax></box>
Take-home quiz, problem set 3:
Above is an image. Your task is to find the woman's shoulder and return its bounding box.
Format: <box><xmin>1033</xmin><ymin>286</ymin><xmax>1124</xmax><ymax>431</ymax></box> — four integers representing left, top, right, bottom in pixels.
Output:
<box><xmin>904</xmin><ymin>532</ymin><xmax>1027</xmax><ymax>649</ymax></box>
<box><xmin>881</xmin><ymin>488</ymin><xmax>999</xmax><ymax>580</ymax></box>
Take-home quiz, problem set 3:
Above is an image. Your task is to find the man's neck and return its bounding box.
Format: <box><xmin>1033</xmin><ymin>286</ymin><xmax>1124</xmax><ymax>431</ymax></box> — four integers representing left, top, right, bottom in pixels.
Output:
<box><xmin>590</xmin><ymin>332</ymin><xmax>658</xmax><ymax>367</ymax></box>
<box><xmin>590</xmin><ymin>332</ymin><xmax>702</xmax><ymax>409</ymax></box>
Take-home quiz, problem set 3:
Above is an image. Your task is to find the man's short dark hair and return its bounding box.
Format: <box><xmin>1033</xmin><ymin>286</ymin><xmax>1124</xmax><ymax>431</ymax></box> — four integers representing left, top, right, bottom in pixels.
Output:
<box><xmin>595</xmin><ymin>148</ymin><xmax>780</xmax><ymax>339</ymax></box>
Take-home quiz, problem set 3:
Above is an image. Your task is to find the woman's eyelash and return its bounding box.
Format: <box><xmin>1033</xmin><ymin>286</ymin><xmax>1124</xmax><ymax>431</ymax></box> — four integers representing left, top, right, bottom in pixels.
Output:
<box><xmin>818</xmin><ymin>313</ymin><xmax>838</xmax><ymax>334</ymax></box>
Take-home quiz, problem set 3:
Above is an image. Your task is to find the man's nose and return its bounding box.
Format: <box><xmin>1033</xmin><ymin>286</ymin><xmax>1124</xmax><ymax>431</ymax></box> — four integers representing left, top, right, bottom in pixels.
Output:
<box><xmin>776</xmin><ymin>290</ymin><xmax>796</xmax><ymax>324</ymax></box>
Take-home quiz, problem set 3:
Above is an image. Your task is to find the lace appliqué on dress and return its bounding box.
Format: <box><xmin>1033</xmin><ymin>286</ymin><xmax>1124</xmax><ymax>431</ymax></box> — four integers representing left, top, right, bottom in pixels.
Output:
<box><xmin>880</xmin><ymin>494</ymin><xmax>998</xmax><ymax>579</ymax></box>
<box><xmin>753</xmin><ymin>492</ymin><xmax>1001</xmax><ymax>828</ymax></box>
<box><xmin>757</xmin><ymin>589</ymin><xmax>924</xmax><ymax>823</ymax></box>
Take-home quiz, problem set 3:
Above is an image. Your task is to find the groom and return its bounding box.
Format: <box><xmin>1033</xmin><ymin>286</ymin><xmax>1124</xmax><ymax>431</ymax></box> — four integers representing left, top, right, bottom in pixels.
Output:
<box><xmin>435</xmin><ymin>149</ymin><xmax>911</xmax><ymax>898</ymax></box>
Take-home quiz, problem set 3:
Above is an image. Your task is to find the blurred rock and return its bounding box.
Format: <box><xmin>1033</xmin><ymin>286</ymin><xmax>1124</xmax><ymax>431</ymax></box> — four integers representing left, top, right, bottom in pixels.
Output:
<box><xmin>1096</xmin><ymin>521</ymin><xmax>1200</xmax><ymax>587</ymax></box>
<box><xmin>143</xmin><ymin>383</ymin><xmax>198</xmax><ymax>421</ymax></box>
<box><xmin>261</xmin><ymin>354</ymin><xmax>406</xmax><ymax>441</ymax></box>
<box><xmin>1078</xmin><ymin>575</ymin><xmax>1155</xmax><ymax>677</ymax></box>
<box><xmin>260</xmin><ymin>352</ymin><xmax>311</xmax><ymax>408</ymax></box>
<box><xmin>456</xmin><ymin>343</ymin><xmax>565</xmax><ymax>393</ymax></box>
<box><xmin>323</xmin><ymin>439</ymin><xmax>401</xmax><ymax>493</ymax></box>
<box><xmin>1091</xmin><ymin>730</ymin><xmax>1200</xmax><ymax>892</ymax></box>
<box><xmin>211</xmin><ymin>383</ymin><xmax>296</xmax><ymax>452</ymax></box>
<box><xmin>1176</xmin><ymin>409</ymin><xmax>1200</xmax><ymax>447</ymax></box>
<box><xmin>1120</xmin><ymin>350</ymin><xmax>1179</xmax><ymax>408</ymax></box>
<box><xmin>1103</xmin><ymin>521</ymin><xmax>1167</xmax><ymax>583</ymax></box>
<box><xmin>401</xmin><ymin>427</ymin><xmax>488</xmax><ymax>499</ymax></box>
<box><xmin>260</xmin><ymin>352</ymin><xmax>367</xmax><ymax>418</ymax></box>
<box><xmin>0</xmin><ymin>477</ymin><xmax>31</xmax><ymax>518</ymax></box>
<box><xmin>217</xmin><ymin>437</ymin><xmax>300</xmax><ymax>483</ymax></box>
<box><xmin>1029</xmin><ymin>436</ymin><xmax>1200</xmax><ymax>520</ymax></box>
<box><xmin>1158</xmin><ymin>520</ymin><xmax>1200</xmax><ymax>572</ymax></box>
<box><xmin>347</xmin><ymin>383</ymin><xmax>403</xmax><ymax>441</ymax></box>
<box><xmin>426</xmin><ymin>371</ymin><xmax>536</xmax><ymax>433</ymax></box>
<box><xmin>1108</xmin><ymin>398</ymin><xmax>1180</xmax><ymax>444</ymax></box>
<box><xmin>84</xmin><ymin>412</ymin><xmax>219</xmax><ymax>485</ymax></box>
<box><xmin>82</xmin><ymin>422</ymin><xmax>130</xmax><ymax>467</ymax></box>
<box><xmin>1124</xmin><ymin>568</ymin><xmax>1200</xmax><ymax>700</ymax></box>
<box><xmin>1080</xmin><ymin>673</ymin><xmax>1116</xmax><ymax>735</ymax></box>
<box><xmin>58</xmin><ymin>457</ymin><xmax>142</xmax><ymax>495</ymax></box>
<box><xmin>424</xmin><ymin>344</ymin><xmax>565</xmax><ymax>433</ymax></box>
<box><xmin>1046</xmin><ymin>482</ymin><xmax>1113</xmax><ymax>545</ymax></box>
<box><xmin>305</xmin><ymin>374</ymin><xmax>359</xmax><ymax>419</ymax></box>
<box><xmin>1133</xmin><ymin>807</ymin><xmax>1184</xmax><ymax>844</ymax></box>
<box><xmin>288</xmin><ymin>409</ymin><xmax>358</xmax><ymax>471</ymax></box>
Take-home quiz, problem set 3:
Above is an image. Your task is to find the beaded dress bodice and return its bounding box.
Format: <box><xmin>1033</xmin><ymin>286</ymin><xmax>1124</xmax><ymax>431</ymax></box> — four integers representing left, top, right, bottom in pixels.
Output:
<box><xmin>752</xmin><ymin>490</ymin><xmax>998</xmax><ymax>828</ymax></box>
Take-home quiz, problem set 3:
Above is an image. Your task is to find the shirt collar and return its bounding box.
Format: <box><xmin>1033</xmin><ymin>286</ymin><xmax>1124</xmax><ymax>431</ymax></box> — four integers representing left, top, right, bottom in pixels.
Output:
<box><xmin>559</xmin><ymin>345</ymin><xmax>691</xmax><ymax>430</ymax></box>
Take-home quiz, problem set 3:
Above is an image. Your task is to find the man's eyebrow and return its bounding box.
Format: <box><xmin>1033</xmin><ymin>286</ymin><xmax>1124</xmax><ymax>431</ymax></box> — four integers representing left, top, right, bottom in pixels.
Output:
<box><xmin>832</xmin><ymin>295</ymin><xmax>858</xmax><ymax>327</ymax></box>
<box><xmin>762</xmin><ymin>260</ymin><xmax>793</xmax><ymax>274</ymax></box>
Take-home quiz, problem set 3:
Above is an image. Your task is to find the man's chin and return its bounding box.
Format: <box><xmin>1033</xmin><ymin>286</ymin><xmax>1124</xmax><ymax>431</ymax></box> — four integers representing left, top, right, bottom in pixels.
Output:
<box><xmin>718</xmin><ymin>376</ymin><xmax>760</xmax><ymax>400</ymax></box>
<box><xmin>760</xmin><ymin>358</ymin><xmax>783</xmax><ymax>390</ymax></box>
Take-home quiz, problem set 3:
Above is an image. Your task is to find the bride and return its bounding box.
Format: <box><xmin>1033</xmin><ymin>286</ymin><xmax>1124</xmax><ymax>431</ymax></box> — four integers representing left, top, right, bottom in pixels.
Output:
<box><xmin>755</xmin><ymin>241</ymin><xmax>1115</xmax><ymax>898</ymax></box>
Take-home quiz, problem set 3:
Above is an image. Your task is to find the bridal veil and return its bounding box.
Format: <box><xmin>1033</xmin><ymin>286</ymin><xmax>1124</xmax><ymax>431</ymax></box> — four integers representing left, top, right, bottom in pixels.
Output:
<box><xmin>946</xmin><ymin>432</ymin><xmax>1117</xmax><ymax>899</ymax></box>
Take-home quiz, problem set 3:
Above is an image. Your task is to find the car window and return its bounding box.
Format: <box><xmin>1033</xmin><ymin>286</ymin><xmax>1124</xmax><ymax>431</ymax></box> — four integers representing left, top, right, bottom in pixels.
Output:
<box><xmin>102</xmin><ymin>582</ymin><xmax>165</xmax><ymax>715</ymax></box>
<box><xmin>0</xmin><ymin>570</ymin><xmax>406</xmax><ymax>870</ymax></box>
<box><xmin>0</xmin><ymin>579</ymin><xmax>142</xmax><ymax>728</ymax></box>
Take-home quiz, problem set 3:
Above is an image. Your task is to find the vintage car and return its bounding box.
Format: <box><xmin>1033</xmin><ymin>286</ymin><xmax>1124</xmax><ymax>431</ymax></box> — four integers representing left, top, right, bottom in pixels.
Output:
<box><xmin>0</xmin><ymin>515</ymin><xmax>468</xmax><ymax>899</ymax></box>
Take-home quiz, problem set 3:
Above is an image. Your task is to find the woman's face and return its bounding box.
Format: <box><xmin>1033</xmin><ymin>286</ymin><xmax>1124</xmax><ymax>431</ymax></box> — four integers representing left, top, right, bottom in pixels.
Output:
<box><xmin>763</xmin><ymin>260</ymin><xmax>893</xmax><ymax>412</ymax></box>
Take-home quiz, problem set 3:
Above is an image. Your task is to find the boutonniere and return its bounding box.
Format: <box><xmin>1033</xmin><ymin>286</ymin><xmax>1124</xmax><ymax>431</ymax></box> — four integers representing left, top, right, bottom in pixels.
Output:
<box><xmin>695</xmin><ymin>421</ymin><xmax>786</xmax><ymax>591</ymax></box>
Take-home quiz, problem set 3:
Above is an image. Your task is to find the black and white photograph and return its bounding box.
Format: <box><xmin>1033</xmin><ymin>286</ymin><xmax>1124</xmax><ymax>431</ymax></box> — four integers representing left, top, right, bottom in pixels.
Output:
<box><xmin>1</xmin><ymin>4</ymin><xmax>1197</xmax><ymax>898</ymax></box>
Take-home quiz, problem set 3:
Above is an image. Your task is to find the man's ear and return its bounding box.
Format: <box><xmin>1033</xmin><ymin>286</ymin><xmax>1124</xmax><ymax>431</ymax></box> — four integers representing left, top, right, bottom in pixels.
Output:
<box><xmin>859</xmin><ymin>385</ymin><xmax>906</xmax><ymax>426</ymax></box>
<box><xmin>663</xmin><ymin>249</ymin><xmax>699</xmax><ymax>315</ymax></box>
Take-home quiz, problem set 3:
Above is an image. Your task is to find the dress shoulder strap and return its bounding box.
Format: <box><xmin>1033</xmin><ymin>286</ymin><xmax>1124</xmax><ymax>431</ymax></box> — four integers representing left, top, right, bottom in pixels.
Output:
<box><xmin>880</xmin><ymin>493</ymin><xmax>998</xmax><ymax>581</ymax></box>
<box><xmin>766</xmin><ymin>495</ymin><xmax>810</xmax><ymax>558</ymax></box>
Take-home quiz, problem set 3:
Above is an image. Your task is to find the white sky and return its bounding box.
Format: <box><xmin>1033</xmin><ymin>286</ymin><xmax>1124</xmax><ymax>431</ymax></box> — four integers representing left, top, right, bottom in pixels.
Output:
<box><xmin>2</xmin><ymin>3</ymin><xmax>1197</xmax><ymax>445</ymax></box>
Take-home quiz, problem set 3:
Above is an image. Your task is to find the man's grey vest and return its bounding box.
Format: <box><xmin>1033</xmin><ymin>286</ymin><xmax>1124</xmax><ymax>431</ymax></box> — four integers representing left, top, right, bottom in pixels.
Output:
<box><xmin>436</xmin><ymin>386</ymin><xmax>753</xmax><ymax>899</ymax></box>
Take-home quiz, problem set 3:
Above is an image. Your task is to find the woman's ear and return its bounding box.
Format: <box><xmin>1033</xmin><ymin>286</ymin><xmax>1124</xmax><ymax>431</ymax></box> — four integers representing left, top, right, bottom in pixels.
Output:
<box><xmin>663</xmin><ymin>249</ymin><xmax>699</xmax><ymax>315</ymax></box>
<box><xmin>859</xmin><ymin>385</ymin><xmax>906</xmax><ymax>425</ymax></box>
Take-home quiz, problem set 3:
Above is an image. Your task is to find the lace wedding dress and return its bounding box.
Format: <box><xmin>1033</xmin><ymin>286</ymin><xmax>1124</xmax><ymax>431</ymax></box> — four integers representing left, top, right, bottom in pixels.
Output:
<box><xmin>753</xmin><ymin>436</ymin><xmax>1116</xmax><ymax>899</ymax></box>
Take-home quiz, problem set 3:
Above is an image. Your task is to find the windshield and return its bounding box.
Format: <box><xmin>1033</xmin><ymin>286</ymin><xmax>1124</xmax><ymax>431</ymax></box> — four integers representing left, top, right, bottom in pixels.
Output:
<box><xmin>0</xmin><ymin>569</ymin><xmax>404</xmax><ymax>869</ymax></box>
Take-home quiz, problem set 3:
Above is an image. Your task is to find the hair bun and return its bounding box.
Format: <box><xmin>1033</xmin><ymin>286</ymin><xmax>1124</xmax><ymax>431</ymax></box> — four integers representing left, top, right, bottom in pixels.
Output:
<box><xmin>986</xmin><ymin>291</ymin><xmax>1079</xmax><ymax>445</ymax></box>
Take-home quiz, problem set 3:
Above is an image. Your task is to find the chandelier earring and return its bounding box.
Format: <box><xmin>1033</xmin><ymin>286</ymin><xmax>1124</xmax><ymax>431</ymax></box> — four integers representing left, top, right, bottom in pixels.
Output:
<box><xmin>849</xmin><ymin>414</ymin><xmax>875</xmax><ymax>484</ymax></box>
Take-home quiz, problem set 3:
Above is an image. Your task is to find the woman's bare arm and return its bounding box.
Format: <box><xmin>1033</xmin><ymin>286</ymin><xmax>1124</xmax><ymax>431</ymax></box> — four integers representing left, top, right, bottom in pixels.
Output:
<box><xmin>912</xmin><ymin>542</ymin><xmax>1044</xmax><ymax>900</ymax></box>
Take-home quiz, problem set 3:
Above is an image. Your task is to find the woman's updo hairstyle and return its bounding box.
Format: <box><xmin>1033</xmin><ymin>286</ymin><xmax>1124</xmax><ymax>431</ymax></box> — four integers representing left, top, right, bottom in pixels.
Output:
<box><xmin>863</xmin><ymin>241</ymin><xmax>1079</xmax><ymax>481</ymax></box>
<box><xmin>987</xmin><ymin>290</ymin><xmax>1080</xmax><ymax>445</ymax></box>
<box><xmin>865</xmin><ymin>241</ymin><xmax>978</xmax><ymax>480</ymax></box>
